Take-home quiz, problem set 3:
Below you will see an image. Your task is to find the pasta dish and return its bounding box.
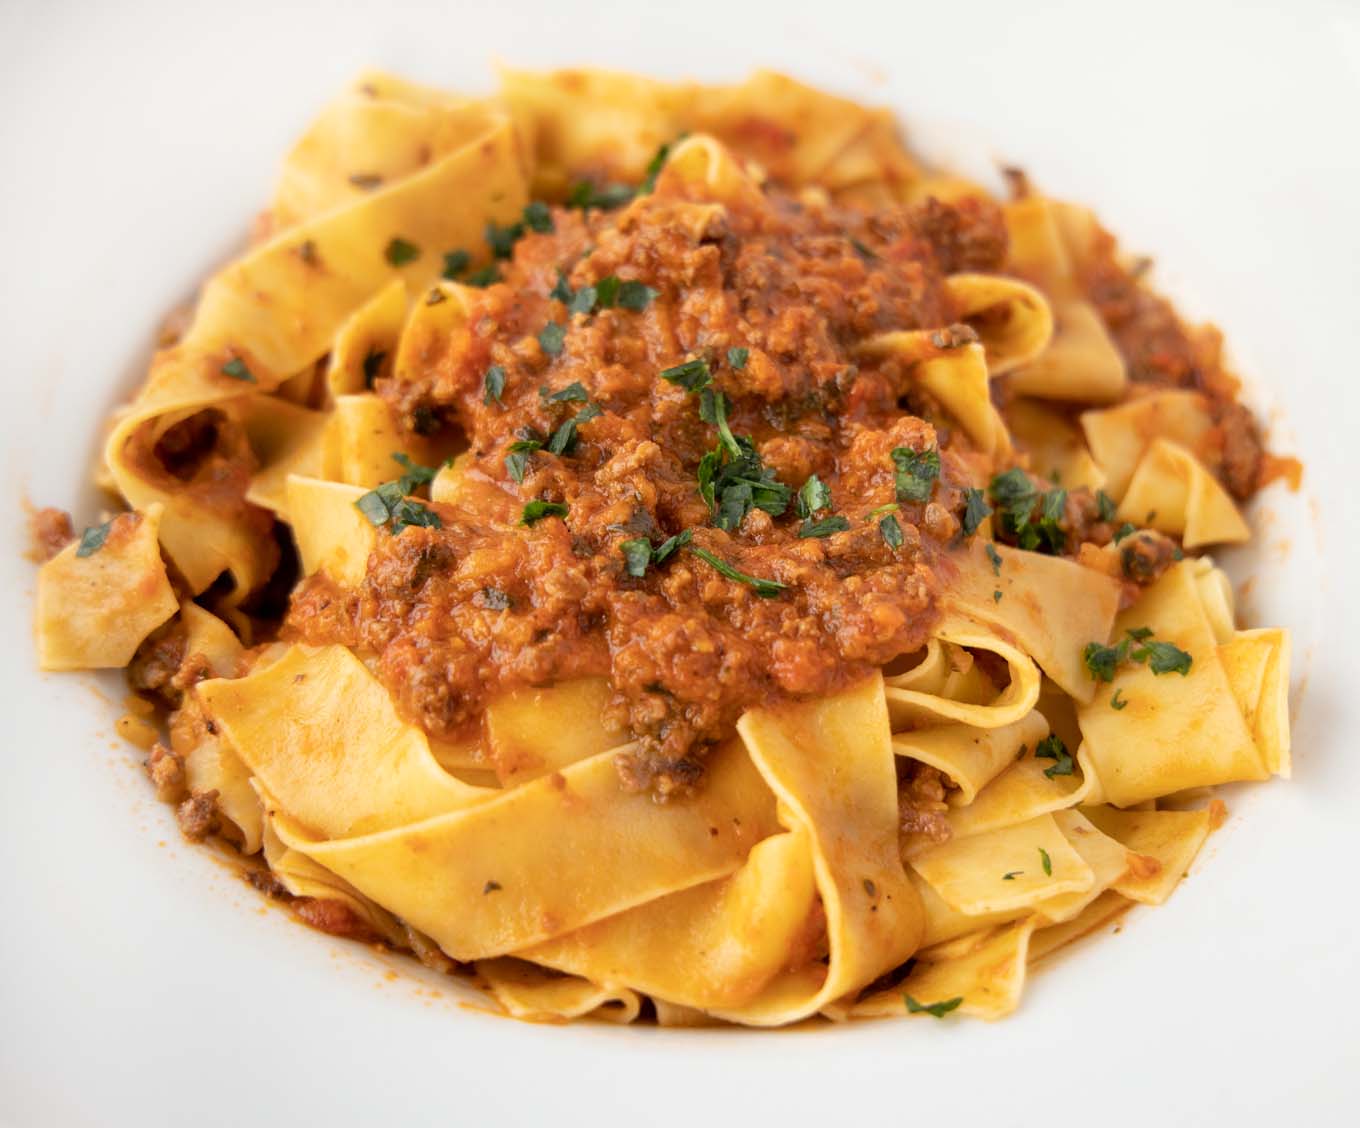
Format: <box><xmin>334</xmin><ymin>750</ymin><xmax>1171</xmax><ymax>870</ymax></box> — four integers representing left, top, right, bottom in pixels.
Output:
<box><xmin>31</xmin><ymin>68</ymin><xmax>1296</xmax><ymax>1026</ymax></box>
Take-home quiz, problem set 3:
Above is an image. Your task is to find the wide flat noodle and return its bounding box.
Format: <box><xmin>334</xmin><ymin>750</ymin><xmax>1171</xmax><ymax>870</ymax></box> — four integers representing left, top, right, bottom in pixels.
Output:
<box><xmin>1077</xmin><ymin>562</ymin><xmax>1268</xmax><ymax>806</ymax></box>
<box><xmin>484</xmin><ymin>678</ymin><xmax>627</xmax><ymax>786</ymax></box>
<box><xmin>701</xmin><ymin>673</ymin><xmax>922</xmax><ymax>1025</ymax></box>
<box><xmin>1080</xmin><ymin>390</ymin><xmax>1214</xmax><ymax>498</ymax></box>
<box><xmin>329</xmin><ymin>393</ymin><xmax>438</xmax><ymax>488</ymax></box>
<box><xmin>325</xmin><ymin>278</ymin><xmax>408</xmax><ymax>400</ymax></box>
<box><xmin>1006</xmin><ymin>398</ymin><xmax>1106</xmax><ymax>490</ymax></box>
<box><xmin>1219</xmin><ymin>628</ymin><xmax>1291</xmax><ymax>776</ymax></box>
<box><xmin>1028</xmin><ymin>890</ymin><xmax>1131</xmax><ymax>963</ymax></box>
<box><xmin>285</xmin><ymin>475</ymin><xmax>376</xmax><ymax>585</ymax></box>
<box><xmin>1082</xmin><ymin>806</ymin><xmax>1213</xmax><ymax>904</ymax></box>
<box><xmin>1010</xmin><ymin>299</ymin><xmax>1127</xmax><ymax>403</ymax></box>
<box><xmin>944</xmin><ymin>538</ymin><xmax>1121</xmax><ymax>702</ymax></box>
<box><xmin>243</xmin><ymin>397</ymin><xmax>331</xmax><ymax>517</ymax></box>
<box><xmin>36</xmin><ymin>506</ymin><xmax>178</xmax><ymax>671</ymax></box>
<box><xmin>476</xmin><ymin>958</ymin><xmax>641</xmax><ymax>1025</ymax></box>
<box><xmin>893</xmin><ymin>710</ymin><xmax>1049</xmax><ymax>805</ymax></box>
<box><xmin>942</xmin><ymin>751</ymin><xmax>1095</xmax><ymax>842</ymax></box>
<box><xmin>1118</xmin><ymin>437</ymin><xmax>1250</xmax><ymax>548</ymax></box>
<box><xmin>944</xmin><ymin>273</ymin><xmax>1053</xmax><ymax>375</ymax></box>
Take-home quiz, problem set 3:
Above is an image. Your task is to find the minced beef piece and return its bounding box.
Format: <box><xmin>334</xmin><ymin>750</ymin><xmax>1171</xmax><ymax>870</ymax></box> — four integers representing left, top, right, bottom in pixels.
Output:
<box><xmin>28</xmin><ymin>507</ymin><xmax>74</xmax><ymax>561</ymax></box>
<box><xmin>176</xmin><ymin>790</ymin><xmax>221</xmax><ymax>841</ymax></box>
<box><xmin>145</xmin><ymin>742</ymin><xmax>187</xmax><ymax>803</ymax></box>
<box><xmin>1214</xmin><ymin>400</ymin><xmax>1264</xmax><ymax>500</ymax></box>
<box><xmin>1119</xmin><ymin>530</ymin><xmax>1180</xmax><ymax>585</ymax></box>
<box><xmin>898</xmin><ymin>761</ymin><xmax>953</xmax><ymax>848</ymax></box>
<box><xmin>128</xmin><ymin>621</ymin><xmax>190</xmax><ymax>707</ymax></box>
<box><xmin>294</xmin><ymin>899</ymin><xmax>383</xmax><ymax>943</ymax></box>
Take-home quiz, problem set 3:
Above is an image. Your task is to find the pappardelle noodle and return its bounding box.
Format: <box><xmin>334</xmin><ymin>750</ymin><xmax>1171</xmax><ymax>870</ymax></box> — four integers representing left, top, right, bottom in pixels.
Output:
<box><xmin>33</xmin><ymin>67</ymin><xmax>1296</xmax><ymax>1026</ymax></box>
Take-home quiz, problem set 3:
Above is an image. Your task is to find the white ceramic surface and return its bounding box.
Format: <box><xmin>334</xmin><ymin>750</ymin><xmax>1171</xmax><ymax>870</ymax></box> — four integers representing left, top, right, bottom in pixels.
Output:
<box><xmin>2</xmin><ymin>1</ymin><xmax>1357</xmax><ymax>1124</ymax></box>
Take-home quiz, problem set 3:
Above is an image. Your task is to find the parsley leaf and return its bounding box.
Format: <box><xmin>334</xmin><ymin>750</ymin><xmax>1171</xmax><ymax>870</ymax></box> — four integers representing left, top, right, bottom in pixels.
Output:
<box><xmin>727</xmin><ymin>347</ymin><xmax>749</xmax><ymax>370</ymax></box>
<box><xmin>538</xmin><ymin>322</ymin><xmax>566</xmax><ymax>356</ymax></box>
<box><xmin>700</xmin><ymin>389</ymin><xmax>741</xmax><ymax>459</ymax></box>
<box><xmin>464</xmin><ymin>264</ymin><xmax>500</xmax><ymax>287</ymax></box>
<box><xmin>638</xmin><ymin>139</ymin><xmax>673</xmax><ymax>194</ymax></box>
<box><xmin>354</xmin><ymin>459</ymin><xmax>444</xmax><ymax>535</ymax></box>
<box><xmin>486</xmin><ymin>218</ymin><xmax>525</xmax><ymax>259</ymax></box>
<box><xmin>653</xmin><ymin>528</ymin><xmax>692</xmax><ymax>563</ymax></box>
<box><xmin>660</xmin><ymin>357</ymin><xmax>712</xmax><ymax>393</ymax></box>
<box><xmin>385</xmin><ymin>237</ymin><xmax>420</xmax><ymax>266</ymax></box>
<box><xmin>799</xmin><ymin>515</ymin><xmax>850</xmax><ymax>539</ymax></box>
<box><xmin>221</xmin><ymin>358</ymin><xmax>254</xmax><ymax>383</ymax></box>
<box><xmin>505</xmin><ymin>438</ymin><xmax>543</xmax><ymax>483</ymax></box>
<box><xmin>617</xmin><ymin>280</ymin><xmax>659</xmax><ymax>311</ymax></box>
<box><xmin>1096</xmin><ymin>490</ymin><xmax>1119</xmax><ymax>523</ymax></box>
<box><xmin>549</xmin><ymin>271</ymin><xmax>575</xmax><ymax>304</ymax></box>
<box><xmin>1133</xmin><ymin>639</ymin><xmax>1193</xmax><ymax>676</ymax></box>
<box><xmin>543</xmin><ymin>381</ymin><xmax>589</xmax><ymax>403</ymax></box>
<box><xmin>986</xmin><ymin>542</ymin><xmax>1003</xmax><ymax>575</ymax></box>
<box><xmin>594</xmin><ymin>275</ymin><xmax>621</xmax><ymax>309</ymax></box>
<box><xmin>1111</xmin><ymin>688</ymin><xmax>1128</xmax><ymax>711</ymax></box>
<box><xmin>520</xmin><ymin>500</ymin><xmax>569</xmax><ymax>526</ymax></box>
<box><xmin>689</xmin><ymin>546</ymin><xmax>786</xmax><ymax>598</ymax></box>
<box><xmin>880</xmin><ymin>514</ymin><xmax>905</xmax><ymax>549</ymax></box>
<box><xmin>1083</xmin><ymin>638</ymin><xmax>1130</xmax><ymax>683</ymax></box>
<box><xmin>1035</xmin><ymin>733</ymin><xmax>1074</xmax><ymax>779</ymax></box>
<box><xmin>904</xmin><ymin>995</ymin><xmax>963</xmax><ymax>1018</ymax></box>
<box><xmin>546</xmin><ymin>402</ymin><xmax>601</xmax><ymax>456</ymax></box>
<box><xmin>566</xmin><ymin>180</ymin><xmax>634</xmax><ymax>210</ymax></box>
<box><xmin>1039</xmin><ymin>847</ymin><xmax>1053</xmax><ymax>876</ymax></box>
<box><xmin>892</xmin><ymin>447</ymin><xmax>940</xmax><ymax>503</ymax></box>
<box><xmin>961</xmin><ymin>488</ymin><xmax>992</xmax><ymax>536</ymax></box>
<box><xmin>75</xmin><ymin>519</ymin><xmax>114</xmax><ymax>558</ymax></box>
<box><xmin>442</xmin><ymin>249</ymin><xmax>470</xmax><ymax>279</ymax></box>
<box><xmin>568</xmin><ymin>285</ymin><xmax>597</xmax><ymax>315</ymax></box>
<box><xmin>796</xmin><ymin>474</ymin><xmax>832</xmax><ymax>519</ymax></box>
<box><xmin>1002</xmin><ymin>871</ymin><xmax>1023</xmax><ymax>881</ymax></box>
<box><xmin>483</xmin><ymin>365</ymin><xmax>506</xmax><ymax>406</ymax></box>
<box><xmin>1113</xmin><ymin>522</ymin><xmax>1137</xmax><ymax>543</ymax></box>
<box><xmin>522</xmin><ymin>201</ymin><xmax>553</xmax><ymax>234</ymax></box>
<box><xmin>621</xmin><ymin>538</ymin><xmax>653</xmax><ymax>578</ymax></box>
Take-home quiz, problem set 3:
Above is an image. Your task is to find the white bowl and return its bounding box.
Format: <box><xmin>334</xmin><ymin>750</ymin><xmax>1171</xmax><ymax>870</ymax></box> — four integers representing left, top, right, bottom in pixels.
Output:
<box><xmin>2</xmin><ymin>0</ymin><xmax>1357</xmax><ymax>1123</ymax></box>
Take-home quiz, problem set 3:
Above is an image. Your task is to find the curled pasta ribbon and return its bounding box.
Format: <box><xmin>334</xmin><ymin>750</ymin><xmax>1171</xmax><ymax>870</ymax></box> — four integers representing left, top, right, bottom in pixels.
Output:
<box><xmin>475</xmin><ymin>958</ymin><xmax>641</xmax><ymax>1025</ymax></box>
<box><xmin>943</xmin><ymin>273</ymin><xmax>1054</xmax><ymax>375</ymax></box>
<box><xmin>1076</xmin><ymin>560</ymin><xmax>1289</xmax><ymax>806</ymax></box>
<box><xmin>35</xmin><ymin>505</ymin><xmax>178</xmax><ymax>671</ymax></box>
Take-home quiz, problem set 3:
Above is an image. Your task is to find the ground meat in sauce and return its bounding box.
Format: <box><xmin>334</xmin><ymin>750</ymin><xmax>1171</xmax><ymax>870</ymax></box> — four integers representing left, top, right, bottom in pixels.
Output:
<box><xmin>1118</xmin><ymin>529</ymin><xmax>1181</xmax><ymax>586</ymax></box>
<box><xmin>898</xmin><ymin>761</ymin><xmax>953</xmax><ymax>848</ymax></box>
<box><xmin>286</xmin><ymin>184</ymin><xmax>1011</xmax><ymax>795</ymax></box>
<box><xmin>27</xmin><ymin>506</ymin><xmax>74</xmax><ymax>561</ymax></box>
<box><xmin>176</xmin><ymin>790</ymin><xmax>221</xmax><ymax>841</ymax></box>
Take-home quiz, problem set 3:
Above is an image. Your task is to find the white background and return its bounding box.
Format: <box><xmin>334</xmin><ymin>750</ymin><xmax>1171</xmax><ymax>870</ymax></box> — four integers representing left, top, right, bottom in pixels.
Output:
<box><xmin>1</xmin><ymin>0</ymin><xmax>1358</xmax><ymax>1124</ymax></box>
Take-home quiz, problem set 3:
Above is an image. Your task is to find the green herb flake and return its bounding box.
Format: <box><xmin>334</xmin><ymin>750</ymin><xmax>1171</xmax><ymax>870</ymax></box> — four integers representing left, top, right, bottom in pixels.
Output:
<box><xmin>689</xmin><ymin>546</ymin><xmax>785</xmax><ymax>598</ymax></box>
<box><xmin>549</xmin><ymin>271</ymin><xmax>575</xmax><ymax>304</ymax></box>
<box><xmin>638</xmin><ymin>139</ymin><xmax>673</xmax><ymax>194</ymax></box>
<box><xmin>796</xmin><ymin>474</ymin><xmax>832</xmax><ymax>519</ymax></box>
<box><xmin>904</xmin><ymin>994</ymin><xmax>962</xmax><ymax>1018</ymax></box>
<box><xmin>464</xmin><ymin>263</ymin><xmax>500</xmax><ymax>288</ymax></box>
<box><xmin>538</xmin><ymin>321</ymin><xmax>566</xmax><ymax>357</ymax></box>
<box><xmin>221</xmin><ymin>358</ymin><xmax>255</xmax><ymax>383</ymax></box>
<box><xmin>483</xmin><ymin>365</ymin><xmax>506</xmax><ymax>406</ymax></box>
<box><xmin>799</xmin><ymin>515</ymin><xmax>851</xmax><ymax>539</ymax></box>
<box><xmin>1096</xmin><ymin>490</ymin><xmax>1119</xmax><ymax>523</ymax></box>
<box><xmin>961</xmin><ymin>488</ymin><xmax>992</xmax><ymax>537</ymax></box>
<box><xmin>442</xmin><ymin>249</ymin><xmax>470</xmax><ymax>279</ymax></box>
<box><xmin>621</xmin><ymin>538</ymin><xmax>653</xmax><ymax>578</ymax></box>
<box><xmin>880</xmin><ymin>514</ymin><xmax>905</xmax><ymax>550</ymax></box>
<box><xmin>1113</xmin><ymin>522</ymin><xmax>1137</xmax><ymax>543</ymax></box>
<box><xmin>1039</xmin><ymin>847</ymin><xmax>1053</xmax><ymax>876</ymax></box>
<box><xmin>891</xmin><ymin>447</ymin><xmax>940</xmax><ymax>503</ymax></box>
<box><xmin>660</xmin><ymin>357</ymin><xmax>712</xmax><ymax>393</ymax></box>
<box><xmin>505</xmin><ymin>438</ymin><xmax>543</xmax><ymax>484</ymax></box>
<box><xmin>727</xmin><ymin>347</ymin><xmax>750</xmax><ymax>370</ymax></box>
<box><xmin>1134</xmin><ymin>639</ymin><xmax>1193</xmax><ymax>676</ymax></box>
<box><xmin>543</xmin><ymin>381</ymin><xmax>589</xmax><ymax>403</ymax></box>
<box><xmin>546</xmin><ymin>402</ymin><xmax>602</xmax><ymax>456</ymax></box>
<box><xmin>522</xmin><ymin>201</ymin><xmax>554</xmax><ymax>234</ymax></box>
<box><xmin>851</xmin><ymin>237</ymin><xmax>879</xmax><ymax>260</ymax></box>
<box><xmin>993</xmin><ymin>589</ymin><xmax>1003</xmax><ymax>603</ymax></box>
<box><xmin>75</xmin><ymin>519</ymin><xmax>114</xmax><ymax>558</ymax></box>
<box><xmin>486</xmin><ymin>218</ymin><xmax>525</xmax><ymax>260</ymax></box>
<box><xmin>567</xmin><ymin>180</ymin><xmax>635</xmax><ymax>211</ymax></box>
<box><xmin>1111</xmin><ymin>688</ymin><xmax>1128</xmax><ymax>711</ymax></box>
<box><xmin>1035</xmin><ymin>733</ymin><xmax>1074</xmax><ymax>779</ymax></box>
<box><xmin>594</xmin><ymin>275</ymin><xmax>621</xmax><ymax>309</ymax></box>
<box><xmin>985</xmin><ymin>542</ymin><xmax>1003</xmax><ymax>575</ymax></box>
<box><xmin>568</xmin><ymin>284</ymin><xmax>598</xmax><ymax>315</ymax></box>
<box><xmin>652</xmin><ymin>528</ymin><xmax>692</xmax><ymax>564</ymax></box>
<box><xmin>1083</xmin><ymin>639</ymin><xmax>1130</xmax><ymax>683</ymax></box>
<box><xmin>385</xmin><ymin>237</ymin><xmax>420</xmax><ymax>267</ymax></box>
<box><xmin>520</xmin><ymin>500</ymin><xmax>569</xmax><ymax>526</ymax></box>
<box><xmin>616</xmin><ymin>280</ymin><xmax>659</xmax><ymax>311</ymax></box>
<box><xmin>1002</xmin><ymin>871</ymin><xmax>1023</xmax><ymax>881</ymax></box>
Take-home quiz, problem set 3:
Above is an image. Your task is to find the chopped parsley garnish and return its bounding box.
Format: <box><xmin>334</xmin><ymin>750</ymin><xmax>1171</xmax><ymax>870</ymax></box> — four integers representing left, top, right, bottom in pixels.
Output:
<box><xmin>522</xmin><ymin>201</ymin><xmax>554</xmax><ymax>234</ymax></box>
<box><xmin>621</xmin><ymin>538</ymin><xmax>653</xmax><ymax>578</ymax></box>
<box><xmin>961</xmin><ymin>488</ymin><xmax>992</xmax><ymax>536</ymax></box>
<box><xmin>538</xmin><ymin>321</ymin><xmax>566</xmax><ymax>356</ymax></box>
<box><xmin>1002</xmin><ymin>871</ymin><xmax>1023</xmax><ymax>881</ymax></box>
<box><xmin>594</xmin><ymin>275</ymin><xmax>620</xmax><ymax>309</ymax></box>
<box><xmin>355</xmin><ymin>454</ymin><xmax>445</xmax><ymax>535</ymax></box>
<box><xmin>442</xmin><ymin>249</ymin><xmax>470</xmax><ymax>279</ymax></box>
<box><xmin>483</xmin><ymin>365</ymin><xmax>506</xmax><ymax>406</ymax></box>
<box><xmin>385</xmin><ymin>237</ymin><xmax>420</xmax><ymax>267</ymax></box>
<box><xmin>799</xmin><ymin>515</ymin><xmax>850</xmax><ymax>539</ymax></box>
<box><xmin>362</xmin><ymin>349</ymin><xmax>386</xmax><ymax>389</ymax></box>
<box><xmin>1083</xmin><ymin>627</ymin><xmax>1194</xmax><ymax>682</ymax></box>
<box><xmin>988</xmin><ymin>468</ymin><xmax>1067</xmax><ymax>554</ymax></box>
<box><xmin>727</xmin><ymin>347</ymin><xmax>749</xmax><ymax>370</ymax></box>
<box><xmin>464</xmin><ymin>263</ymin><xmax>500</xmax><ymax>287</ymax></box>
<box><xmin>504</xmin><ymin>438</ymin><xmax>543</xmax><ymax>484</ymax></box>
<box><xmin>546</xmin><ymin>402</ymin><xmax>601</xmax><ymax>456</ymax></box>
<box><xmin>904</xmin><ymin>995</ymin><xmax>962</xmax><ymax>1018</ymax></box>
<box><xmin>993</xmin><ymin>589</ymin><xmax>1003</xmax><ymax>602</ymax></box>
<box><xmin>638</xmin><ymin>139</ymin><xmax>674</xmax><ymax>194</ymax></box>
<box><xmin>1096</xmin><ymin>490</ymin><xmax>1119</xmax><ymax>523</ymax></box>
<box><xmin>880</xmin><ymin>514</ymin><xmax>905</xmax><ymax>549</ymax></box>
<box><xmin>796</xmin><ymin>474</ymin><xmax>832</xmax><ymax>519</ymax></box>
<box><xmin>851</xmin><ymin>237</ymin><xmax>879</xmax><ymax>260</ymax></box>
<box><xmin>542</xmin><ymin>381</ymin><xmax>589</xmax><ymax>403</ymax></box>
<box><xmin>620</xmin><ymin>529</ymin><xmax>692</xmax><ymax>577</ymax></box>
<box><xmin>891</xmin><ymin>447</ymin><xmax>940</xmax><ymax>503</ymax></box>
<box><xmin>695</xmin><ymin>398</ymin><xmax>792</xmax><ymax>530</ymax></box>
<box><xmin>75</xmin><ymin>519</ymin><xmax>114</xmax><ymax>558</ymax></box>
<box><xmin>1113</xmin><ymin>522</ymin><xmax>1137</xmax><ymax>543</ymax></box>
<box><xmin>985</xmin><ymin>542</ymin><xmax>1003</xmax><ymax>576</ymax></box>
<box><xmin>689</xmin><ymin>546</ymin><xmax>786</xmax><ymax>597</ymax></box>
<box><xmin>616</xmin><ymin>279</ymin><xmax>659</xmax><ymax>311</ymax></box>
<box><xmin>1110</xmin><ymin>688</ymin><xmax>1128</xmax><ymax>711</ymax></box>
<box><xmin>486</xmin><ymin>218</ymin><xmax>524</xmax><ymax>260</ymax></box>
<box><xmin>566</xmin><ymin>180</ymin><xmax>635</xmax><ymax>211</ymax></box>
<box><xmin>1035</xmin><ymin>733</ymin><xmax>1074</xmax><ymax>779</ymax></box>
<box><xmin>520</xmin><ymin>500</ymin><xmax>569</xmax><ymax>526</ymax></box>
<box><xmin>1135</xmin><ymin>639</ymin><xmax>1194</xmax><ymax>676</ymax></box>
<box><xmin>660</xmin><ymin>357</ymin><xmax>712</xmax><ymax>393</ymax></box>
<box><xmin>568</xmin><ymin>284</ymin><xmax>598</xmax><ymax>315</ymax></box>
<box><xmin>549</xmin><ymin>271</ymin><xmax>574</xmax><ymax>304</ymax></box>
<box><xmin>699</xmin><ymin>389</ymin><xmax>741</xmax><ymax>459</ymax></box>
<box><xmin>1039</xmin><ymin>847</ymin><xmax>1053</xmax><ymax>876</ymax></box>
<box><xmin>221</xmin><ymin>358</ymin><xmax>254</xmax><ymax>383</ymax></box>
